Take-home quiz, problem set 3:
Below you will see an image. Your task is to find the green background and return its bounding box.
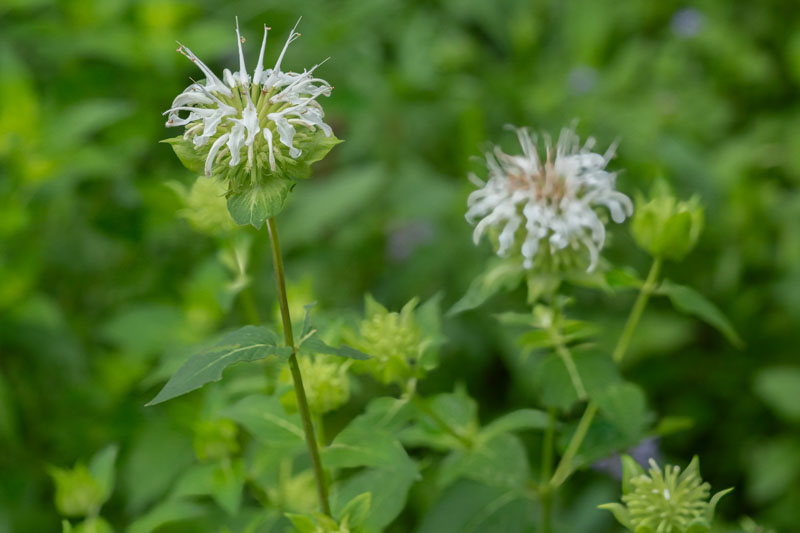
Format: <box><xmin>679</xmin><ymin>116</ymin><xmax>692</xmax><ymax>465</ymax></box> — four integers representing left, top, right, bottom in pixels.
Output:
<box><xmin>1</xmin><ymin>0</ymin><xmax>799</xmax><ymax>531</ymax></box>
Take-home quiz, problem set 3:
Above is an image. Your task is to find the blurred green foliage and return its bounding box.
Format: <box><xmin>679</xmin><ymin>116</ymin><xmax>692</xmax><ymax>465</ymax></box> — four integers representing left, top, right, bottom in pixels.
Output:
<box><xmin>1</xmin><ymin>0</ymin><xmax>800</xmax><ymax>531</ymax></box>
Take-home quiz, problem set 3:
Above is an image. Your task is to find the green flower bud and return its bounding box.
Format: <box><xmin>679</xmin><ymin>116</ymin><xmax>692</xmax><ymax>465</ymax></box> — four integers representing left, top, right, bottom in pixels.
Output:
<box><xmin>351</xmin><ymin>295</ymin><xmax>434</xmax><ymax>386</ymax></box>
<box><xmin>280</xmin><ymin>354</ymin><xmax>351</xmax><ymax>415</ymax></box>
<box><xmin>599</xmin><ymin>455</ymin><xmax>733</xmax><ymax>533</ymax></box>
<box><xmin>192</xmin><ymin>418</ymin><xmax>239</xmax><ymax>462</ymax></box>
<box><xmin>168</xmin><ymin>176</ymin><xmax>236</xmax><ymax>236</ymax></box>
<box><xmin>632</xmin><ymin>181</ymin><xmax>704</xmax><ymax>261</ymax></box>
<box><xmin>48</xmin><ymin>465</ymin><xmax>105</xmax><ymax>518</ymax></box>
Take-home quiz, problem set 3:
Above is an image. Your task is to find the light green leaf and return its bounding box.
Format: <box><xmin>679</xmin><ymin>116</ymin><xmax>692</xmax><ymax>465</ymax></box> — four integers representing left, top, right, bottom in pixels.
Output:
<box><xmin>146</xmin><ymin>326</ymin><xmax>291</xmax><ymax>406</ymax></box>
<box><xmin>285</xmin><ymin>513</ymin><xmax>317</xmax><ymax>533</ymax></box>
<box><xmin>621</xmin><ymin>454</ymin><xmax>646</xmax><ymax>495</ymax></box>
<box><xmin>171</xmin><ymin>460</ymin><xmax>244</xmax><ymax>516</ymax></box>
<box><xmin>481</xmin><ymin>409</ymin><xmax>550</xmax><ymax>440</ymax></box>
<box><xmin>162</xmin><ymin>136</ymin><xmax>204</xmax><ymax>174</ymax></box>
<box><xmin>279</xmin><ymin>132</ymin><xmax>343</xmax><ymax>181</ymax></box>
<box><xmin>658</xmin><ymin>280</ymin><xmax>744</xmax><ymax>348</ymax></box>
<box><xmin>221</xmin><ymin>394</ymin><xmax>305</xmax><ymax>452</ymax></box>
<box><xmin>706</xmin><ymin>487</ymin><xmax>733</xmax><ymax>524</ymax></box>
<box><xmin>593</xmin><ymin>382</ymin><xmax>650</xmax><ymax>440</ymax></box>
<box><xmin>416</xmin><ymin>480</ymin><xmax>535</xmax><ymax>533</ymax></box>
<box><xmin>532</xmin><ymin>351</ymin><xmax>621</xmax><ymax>410</ymax></box>
<box><xmin>345</xmin><ymin>397</ymin><xmax>415</xmax><ymax>434</ymax></box>
<box><xmin>754</xmin><ymin>366</ymin><xmax>800</xmax><ymax>422</ymax></box>
<box><xmin>88</xmin><ymin>444</ymin><xmax>118</xmax><ymax>504</ymax></box>
<box><xmin>226</xmin><ymin>178</ymin><xmax>293</xmax><ymax>229</ymax></box>
<box><xmin>337</xmin><ymin>492</ymin><xmax>371</xmax><ymax>528</ymax></box>
<box><xmin>448</xmin><ymin>260</ymin><xmax>525</xmax><ymax>315</ymax></box>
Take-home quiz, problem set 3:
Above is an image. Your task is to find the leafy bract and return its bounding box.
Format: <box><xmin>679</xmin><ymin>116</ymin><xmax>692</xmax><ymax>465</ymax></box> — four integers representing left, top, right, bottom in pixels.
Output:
<box><xmin>146</xmin><ymin>326</ymin><xmax>291</xmax><ymax>406</ymax></box>
<box><xmin>226</xmin><ymin>178</ymin><xmax>294</xmax><ymax>229</ymax></box>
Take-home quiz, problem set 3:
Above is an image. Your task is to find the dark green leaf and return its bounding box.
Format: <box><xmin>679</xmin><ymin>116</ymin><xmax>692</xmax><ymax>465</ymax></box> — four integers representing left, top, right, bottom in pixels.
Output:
<box><xmin>448</xmin><ymin>260</ymin><xmax>525</xmax><ymax>315</ymax></box>
<box><xmin>481</xmin><ymin>409</ymin><xmax>550</xmax><ymax>439</ymax></box>
<box><xmin>146</xmin><ymin>326</ymin><xmax>292</xmax><ymax>406</ymax></box>
<box><xmin>754</xmin><ymin>366</ymin><xmax>800</xmax><ymax>422</ymax></box>
<box><xmin>593</xmin><ymin>382</ymin><xmax>650</xmax><ymax>439</ymax></box>
<box><xmin>439</xmin><ymin>433</ymin><xmax>529</xmax><ymax>490</ymax></box>
<box><xmin>298</xmin><ymin>335</ymin><xmax>370</xmax><ymax>360</ymax></box>
<box><xmin>417</xmin><ymin>480</ymin><xmax>535</xmax><ymax>533</ymax></box>
<box><xmin>659</xmin><ymin>281</ymin><xmax>744</xmax><ymax>348</ymax></box>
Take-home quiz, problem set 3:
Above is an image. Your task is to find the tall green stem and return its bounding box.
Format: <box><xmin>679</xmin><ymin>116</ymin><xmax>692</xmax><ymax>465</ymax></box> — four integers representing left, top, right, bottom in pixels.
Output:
<box><xmin>549</xmin><ymin>257</ymin><xmax>662</xmax><ymax>489</ymax></box>
<box><xmin>613</xmin><ymin>257</ymin><xmax>662</xmax><ymax>364</ymax></box>
<box><xmin>539</xmin><ymin>408</ymin><xmax>557</xmax><ymax>533</ymax></box>
<box><xmin>266</xmin><ymin>217</ymin><xmax>331</xmax><ymax>516</ymax></box>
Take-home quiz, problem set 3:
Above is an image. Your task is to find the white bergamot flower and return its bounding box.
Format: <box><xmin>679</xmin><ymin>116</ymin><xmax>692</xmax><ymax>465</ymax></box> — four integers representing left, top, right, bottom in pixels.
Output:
<box><xmin>466</xmin><ymin>125</ymin><xmax>633</xmax><ymax>272</ymax></box>
<box><xmin>164</xmin><ymin>18</ymin><xmax>338</xmax><ymax>198</ymax></box>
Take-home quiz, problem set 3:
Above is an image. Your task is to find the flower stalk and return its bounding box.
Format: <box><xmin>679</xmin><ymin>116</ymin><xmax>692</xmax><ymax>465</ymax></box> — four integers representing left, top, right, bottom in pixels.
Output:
<box><xmin>549</xmin><ymin>256</ymin><xmax>663</xmax><ymax>488</ymax></box>
<box><xmin>266</xmin><ymin>217</ymin><xmax>331</xmax><ymax>516</ymax></box>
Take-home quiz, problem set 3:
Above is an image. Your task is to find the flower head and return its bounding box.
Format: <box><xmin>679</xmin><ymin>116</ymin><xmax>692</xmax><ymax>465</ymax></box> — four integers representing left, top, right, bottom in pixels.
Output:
<box><xmin>163</xmin><ymin>18</ymin><xmax>339</xmax><ymax>216</ymax></box>
<box><xmin>599</xmin><ymin>455</ymin><xmax>733</xmax><ymax>533</ymax></box>
<box><xmin>466</xmin><ymin>125</ymin><xmax>633</xmax><ymax>272</ymax></box>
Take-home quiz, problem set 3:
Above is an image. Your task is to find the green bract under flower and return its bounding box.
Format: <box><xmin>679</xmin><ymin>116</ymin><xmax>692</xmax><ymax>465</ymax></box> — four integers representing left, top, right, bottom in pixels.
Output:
<box><xmin>599</xmin><ymin>455</ymin><xmax>732</xmax><ymax>533</ymax></box>
<box><xmin>163</xmin><ymin>18</ymin><xmax>341</xmax><ymax>228</ymax></box>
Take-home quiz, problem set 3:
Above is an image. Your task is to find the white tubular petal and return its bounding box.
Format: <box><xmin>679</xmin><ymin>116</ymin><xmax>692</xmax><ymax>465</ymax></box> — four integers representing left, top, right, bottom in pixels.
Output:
<box><xmin>263</xmin><ymin>127</ymin><xmax>276</xmax><ymax>171</ymax></box>
<box><xmin>265</xmin><ymin>18</ymin><xmax>301</xmax><ymax>86</ymax></box>
<box><xmin>223</xmin><ymin>68</ymin><xmax>236</xmax><ymax>88</ymax></box>
<box><xmin>242</xmin><ymin>93</ymin><xmax>260</xmax><ymax>146</ymax></box>
<box><xmin>268</xmin><ymin>114</ymin><xmax>300</xmax><ymax>157</ymax></box>
<box><xmin>234</xmin><ymin>17</ymin><xmax>249</xmax><ymax>87</ymax></box>
<box><xmin>227</xmin><ymin>120</ymin><xmax>246</xmax><ymax>166</ymax></box>
<box><xmin>176</xmin><ymin>42</ymin><xmax>232</xmax><ymax>97</ymax></box>
<box><xmin>205</xmin><ymin>133</ymin><xmax>230</xmax><ymax>176</ymax></box>
<box><xmin>253</xmin><ymin>25</ymin><xmax>269</xmax><ymax>84</ymax></box>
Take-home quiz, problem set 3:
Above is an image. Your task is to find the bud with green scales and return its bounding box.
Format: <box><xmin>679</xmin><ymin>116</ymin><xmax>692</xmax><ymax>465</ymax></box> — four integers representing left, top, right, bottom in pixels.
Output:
<box><xmin>163</xmin><ymin>18</ymin><xmax>341</xmax><ymax>228</ymax></box>
<box><xmin>631</xmin><ymin>180</ymin><xmax>704</xmax><ymax>261</ymax></box>
<box><xmin>350</xmin><ymin>295</ymin><xmax>439</xmax><ymax>386</ymax></box>
<box><xmin>599</xmin><ymin>455</ymin><xmax>732</xmax><ymax>533</ymax></box>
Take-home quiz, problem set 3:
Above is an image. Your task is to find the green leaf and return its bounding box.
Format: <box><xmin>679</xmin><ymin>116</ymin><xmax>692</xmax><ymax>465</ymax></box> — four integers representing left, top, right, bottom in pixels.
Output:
<box><xmin>285</xmin><ymin>513</ymin><xmax>317</xmax><ymax>533</ymax></box>
<box><xmin>402</xmin><ymin>387</ymin><xmax>478</xmax><ymax>450</ymax></box>
<box><xmin>126</xmin><ymin>500</ymin><xmax>206</xmax><ymax>533</ymax></box>
<box><xmin>299</xmin><ymin>335</ymin><xmax>370</xmax><ymax>360</ymax></box>
<box><xmin>344</xmin><ymin>397</ymin><xmax>415</xmax><ymax>434</ymax></box>
<box><xmin>323</xmin><ymin>427</ymin><xmax>416</xmax><ymax>472</ymax></box>
<box><xmin>226</xmin><ymin>178</ymin><xmax>293</xmax><ymax>229</ymax></box>
<box><xmin>337</xmin><ymin>492</ymin><xmax>371</xmax><ymax>528</ymax></box>
<box><xmin>162</xmin><ymin>136</ymin><xmax>204</xmax><ymax>174</ymax></box>
<box><xmin>332</xmin><ymin>468</ymin><xmax>416</xmax><ymax>532</ymax></box>
<box><xmin>593</xmin><ymin>382</ymin><xmax>650</xmax><ymax>439</ymax></box>
<box><xmin>88</xmin><ymin>444</ymin><xmax>118</xmax><ymax>504</ymax></box>
<box><xmin>448</xmin><ymin>260</ymin><xmax>525</xmax><ymax>315</ymax></box>
<box><xmin>416</xmin><ymin>480</ymin><xmax>535</xmax><ymax>533</ymax></box>
<box><xmin>754</xmin><ymin>366</ymin><xmax>800</xmax><ymax>422</ymax></box>
<box><xmin>146</xmin><ymin>326</ymin><xmax>292</xmax><ymax>406</ymax></box>
<box><xmin>481</xmin><ymin>409</ymin><xmax>550</xmax><ymax>440</ymax></box>
<box><xmin>532</xmin><ymin>351</ymin><xmax>621</xmax><ymax>410</ymax></box>
<box><xmin>221</xmin><ymin>394</ymin><xmax>305</xmax><ymax>452</ymax></box>
<box><xmin>658</xmin><ymin>281</ymin><xmax>744</xmax><ymax>348</ymax></box>
<box><xmin>171</xmin><ymin>460</ymin><xmax>244</xmax><ymax>516</ymax></box>
<box><xmin>439</xmin><ymin>433</ymin><xmax>529</xmax><ymax>490</ymax></box>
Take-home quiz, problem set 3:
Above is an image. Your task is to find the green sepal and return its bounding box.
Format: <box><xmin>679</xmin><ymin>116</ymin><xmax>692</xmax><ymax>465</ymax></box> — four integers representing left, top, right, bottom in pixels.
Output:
<box><xmin>162</xmin><ymin>136</ymin><xmax>204</xmax><ymax>174</ymax></box>
<box><xmin>706</xmin><ymin>487</ymin><xmax>734</xmax><ymax>523</ymax></box>
<box><xmin>276</xmin><ymin>130</ymin><xmax>343</xmax><ymax>180</ymax></box>
<box><xmin>226</xmin><ymin>177</ymin><xmax>294</xmax><ymax>229</ymax></box>
<box><xmin>597</xmin><ymin>503</ymin><xmax>632</xmax><ymax>530</ymax></box>
<box><xmin>621</xmin><ymin>454</ymin><xmax>645</xmax><ymax>495</ymax></box>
